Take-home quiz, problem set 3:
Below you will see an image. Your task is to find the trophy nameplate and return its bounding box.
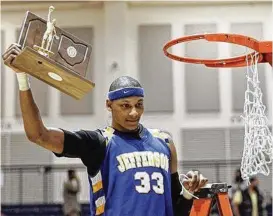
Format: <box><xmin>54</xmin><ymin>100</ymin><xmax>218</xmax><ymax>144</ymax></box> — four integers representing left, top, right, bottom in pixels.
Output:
<box><xmin>12</xmin><ymin>6</ymin><xmax>94</xmax><ymax>100</ymax></box>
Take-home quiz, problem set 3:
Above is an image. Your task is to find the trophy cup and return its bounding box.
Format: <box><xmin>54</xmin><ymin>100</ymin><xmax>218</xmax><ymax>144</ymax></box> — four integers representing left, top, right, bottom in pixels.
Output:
<box><xmin>12</xmin><ymin>6</ymin><xmax>95</xmax><ymax>100</ymax></box>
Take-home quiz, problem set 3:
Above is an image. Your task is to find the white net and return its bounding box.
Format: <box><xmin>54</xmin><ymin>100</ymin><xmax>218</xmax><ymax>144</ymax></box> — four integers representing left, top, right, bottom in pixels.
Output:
<box><xmin>241</xmin><ymin>52</ymin><xmax>273</xmax><ymax>181</ymax></box>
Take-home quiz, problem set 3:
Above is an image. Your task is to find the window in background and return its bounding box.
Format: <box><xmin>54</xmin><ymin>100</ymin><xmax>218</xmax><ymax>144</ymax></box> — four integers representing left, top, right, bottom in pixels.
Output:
<box><xmin>138</xmin><ymin>24</ymin><xmax>173</xmax><ymax>113</ymax></box>
<box><xmin>60</xmin><ymin>27</ymin><xmax>94</xmax><ymax>115</ymax></box>
<box><xmin>230</xmin><ymin>23</ymin><xmax>267</xmax><ymax>113</ymax></box>
<box><xmin>184</xmin><ymin>24</ymin><xmax>220</xmax><ymax>114</ymax></box>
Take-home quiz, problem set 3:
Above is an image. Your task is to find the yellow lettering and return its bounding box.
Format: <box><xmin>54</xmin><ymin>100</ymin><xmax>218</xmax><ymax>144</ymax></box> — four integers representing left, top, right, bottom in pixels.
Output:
<box><xmin>165</xmin><ymin>156</ymin><xmax>169</xmax><ymax>172</ymax></box>
<box><xmin>134</xmin><ymin>152</ymin><xmax>142</xmax><ymax>167</ymax></box>
<box><xmin>160</xmin><ymin>153</ymin><xmax>165</xmax><ymax>170</ymax></box>
<box><xmin>147</xmin><ymin>152</ymin><xmax>155</xmax><ymax>167</ymax></box>
<box><xmin>117</xmin><ymin>155</ymin><xmax>126</xmax><ymax>172</ymax></box>
<box><xmin>116</xmin><ymin>151</ymin><xmax>169</xmax><ymax>173</ymax></box>
<box><xmin>154</xmin><ymin>152</ymin><xmax>160</xmax><ymax>168</ymax></box>
<box><xmin>141</xmin><ymin>152</ymin><xmax>149</xmax><ymax>167</ymax></box>
<box><xmin>128</xmin><ymin>153</ymin><xmax>136</xmax><ymax>168</ymax></box>
<box><xmin>122</xmin><ymin>154</ymin><xmax>132</xmax><ymax>170</ymax></box>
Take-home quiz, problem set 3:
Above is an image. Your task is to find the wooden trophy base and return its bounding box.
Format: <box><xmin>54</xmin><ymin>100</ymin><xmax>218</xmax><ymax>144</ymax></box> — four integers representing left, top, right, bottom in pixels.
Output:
<box><xmin>12</xmin><ymin>47</ymin><xmax>95</xmax><ymax>100</ymax></box>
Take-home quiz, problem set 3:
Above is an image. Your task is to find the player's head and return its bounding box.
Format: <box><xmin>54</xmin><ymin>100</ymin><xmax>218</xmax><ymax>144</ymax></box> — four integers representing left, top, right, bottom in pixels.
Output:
<box><xmin>106</xmin><ymin>76</ymin><xmax>144</xmax><ymax>132</ymax></box>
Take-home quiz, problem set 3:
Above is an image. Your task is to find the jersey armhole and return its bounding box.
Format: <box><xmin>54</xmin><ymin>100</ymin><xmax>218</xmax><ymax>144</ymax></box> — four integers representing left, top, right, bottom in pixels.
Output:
<box><xmin>148</xmin><ymin>128</ymin><xmax>172</xmax><ymax>148</ymax></box>
<box><xmin>97</xmin><ymin>126</ymin><xmax>115</xmax><ymax>146</ymax></box>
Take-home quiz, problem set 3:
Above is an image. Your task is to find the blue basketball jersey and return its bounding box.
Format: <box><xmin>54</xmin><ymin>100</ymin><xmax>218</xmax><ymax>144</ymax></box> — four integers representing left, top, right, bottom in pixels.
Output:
<box><xmin>88</xmin><ymin>126</ymin><xmax>173</xmax><ymax>216</ymax></box>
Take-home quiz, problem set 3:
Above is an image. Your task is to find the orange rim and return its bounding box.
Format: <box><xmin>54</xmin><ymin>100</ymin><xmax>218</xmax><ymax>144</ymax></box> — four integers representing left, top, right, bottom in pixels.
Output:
<box><xmin>163</xmin><ymin>33</ymin><xmax>272</xmax><ymax>67</ymax></box>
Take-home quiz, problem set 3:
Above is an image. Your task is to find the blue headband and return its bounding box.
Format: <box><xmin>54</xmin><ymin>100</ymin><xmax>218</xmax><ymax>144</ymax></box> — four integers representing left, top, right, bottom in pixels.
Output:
<box><xmin>108</xmin><ymin>87</ymin><xmax>144</xmax><ymax>101</ymax></box>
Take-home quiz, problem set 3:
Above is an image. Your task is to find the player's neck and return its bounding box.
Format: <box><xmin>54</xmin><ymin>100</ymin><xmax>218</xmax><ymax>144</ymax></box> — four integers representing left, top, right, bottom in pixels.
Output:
<box><xmin>111</xmin><ymin>122</ymin><xmax>140</xmax><ymax>133</ymax></box>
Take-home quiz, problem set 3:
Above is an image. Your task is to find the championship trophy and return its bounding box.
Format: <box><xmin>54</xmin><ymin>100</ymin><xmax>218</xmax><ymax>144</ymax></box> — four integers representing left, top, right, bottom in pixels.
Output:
<box><xmin>12</xmin><ymin>6</ymin><xmax>94</xmax><ymax>100</ymax></box>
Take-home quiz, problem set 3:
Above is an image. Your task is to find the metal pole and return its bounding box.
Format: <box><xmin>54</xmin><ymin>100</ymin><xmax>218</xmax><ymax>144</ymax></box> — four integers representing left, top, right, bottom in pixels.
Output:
<box><xmin>43</xmin><ymin>166</ymin><xmax>51</xmax><ymax>203</ymax></box>
<box><xmin>43</xmin><ymin>168</ymin><xmax>47</xmax><ymax>203</ymax></box>
<box><xmin>216</xmin><ymin>163</ymin><xmax>220</xmax><ymax>182</ymax></box>
<box><xmin>19</xmin><ymin>168</ymin><xmax>23</xmax><ymax>204</ymax></box>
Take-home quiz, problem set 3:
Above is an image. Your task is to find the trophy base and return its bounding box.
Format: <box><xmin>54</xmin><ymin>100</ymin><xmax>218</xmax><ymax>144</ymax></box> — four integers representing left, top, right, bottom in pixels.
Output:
<box><xmin>12</xmin><ymin>47</ymin><xmax>95</xmax><ymax>100</ymax></box>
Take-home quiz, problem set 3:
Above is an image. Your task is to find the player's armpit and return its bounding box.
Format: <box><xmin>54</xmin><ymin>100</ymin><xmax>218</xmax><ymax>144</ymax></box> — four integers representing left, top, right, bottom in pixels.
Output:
<box><xmin>34</xmin><ymin>127</ymin><xmax>65</xmax><ymax>154</ymax></box>
<box><xmin>158</xmin><ymin>130</ymin><xmax>177</xmax><ymax>173</ymax></box>
<box><xmin>54</xmin><ymin>129</ymin><xmax>106</xmax><ymax>176</ymax></box>
<box><xmin>169</xmin><ymin>140</ymin><xmax>178</xmax><ymax>174</ymax></box>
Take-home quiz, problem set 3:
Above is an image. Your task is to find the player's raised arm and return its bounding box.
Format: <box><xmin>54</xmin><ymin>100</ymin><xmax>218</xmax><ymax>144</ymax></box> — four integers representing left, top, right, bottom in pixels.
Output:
<box><xmin>2</xmin><ymin>43</ymin><xmax>64</xmax><ymax>154</ymax></box>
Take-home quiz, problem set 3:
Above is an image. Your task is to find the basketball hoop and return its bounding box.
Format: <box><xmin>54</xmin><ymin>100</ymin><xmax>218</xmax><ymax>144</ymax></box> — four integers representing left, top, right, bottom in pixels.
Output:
<box><xmin>163</xmin><ymin>33</ymin><xmax>272</xmax><ymax>67</ymax></box>
<box><xmin>163</xmin><ymin>33</ymin><xmax>273</xmax><ymax>181</ymax></box>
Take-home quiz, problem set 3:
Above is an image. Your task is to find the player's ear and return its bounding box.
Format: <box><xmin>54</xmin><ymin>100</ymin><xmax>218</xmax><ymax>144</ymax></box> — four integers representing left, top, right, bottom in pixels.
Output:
<box><xmin>106</xmin><ymin>99</ymin><xmax>112</xmax><ymax>112</ymax></box>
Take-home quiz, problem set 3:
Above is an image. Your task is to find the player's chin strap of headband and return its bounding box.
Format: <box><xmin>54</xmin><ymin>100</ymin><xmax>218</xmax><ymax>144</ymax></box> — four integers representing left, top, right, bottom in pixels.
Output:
<box><xmin>108</xmin><ymin>87</ymin><xmax>144</xmax><ymax>101</ymax></box>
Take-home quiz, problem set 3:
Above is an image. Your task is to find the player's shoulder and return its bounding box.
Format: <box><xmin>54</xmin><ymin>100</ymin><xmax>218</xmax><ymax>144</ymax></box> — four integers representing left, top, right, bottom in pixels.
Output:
<box><xmin>72</xmin><ymin>128</ymin><xmax>106</xmax><ymax>143</ymax></box>
<box><xmin>147</xmin><ymin>128</ymin><xmax>173</xmax><ymax>145</ymax></box>
<box><xmin>96</xmin><ymin>126</ymin><xmax>116</xmax><ymax>145</ymax></box>
<box><xmin>72</xmin><ymin>128</ymin><xmax>100</xmax><ymax>136</ymax></box>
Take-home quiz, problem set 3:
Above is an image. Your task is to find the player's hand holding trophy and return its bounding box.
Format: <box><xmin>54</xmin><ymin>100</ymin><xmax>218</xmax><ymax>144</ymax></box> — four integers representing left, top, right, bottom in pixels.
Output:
<box><xmin>3</xmin><ymin>6</ymin><xmax>94</xmax><ymax>100</ymax></box>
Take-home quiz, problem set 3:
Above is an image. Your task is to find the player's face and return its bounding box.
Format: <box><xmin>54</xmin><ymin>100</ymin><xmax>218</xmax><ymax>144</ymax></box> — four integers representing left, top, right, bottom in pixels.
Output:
<box><xmin>107</xmin><ymin>96</ymin><xmax>144</xmax><ymax>132</ymax></box>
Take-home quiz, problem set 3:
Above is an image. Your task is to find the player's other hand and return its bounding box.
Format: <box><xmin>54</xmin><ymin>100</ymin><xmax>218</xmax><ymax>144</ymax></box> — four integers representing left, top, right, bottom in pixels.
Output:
<box><xmin>181</xmin><ymin>170</ymin><xmax>208</xmax><ymax>192</ymax></box>
<box><xmin>2</xmin><ymin>43</ymin><xmax>23</xmax><ymax>73</ymax></box>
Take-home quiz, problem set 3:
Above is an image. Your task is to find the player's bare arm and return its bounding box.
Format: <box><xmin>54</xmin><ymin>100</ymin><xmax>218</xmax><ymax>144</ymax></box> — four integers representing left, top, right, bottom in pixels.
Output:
<box><xmin>2</xmin><ymin>43</ymin><xmax>64</xmax><ymax>154</ymax></box>
<box><xmin>169</xmin><ymin>140</ymin><xmax>208</xmax><ymax>192</ymax></box>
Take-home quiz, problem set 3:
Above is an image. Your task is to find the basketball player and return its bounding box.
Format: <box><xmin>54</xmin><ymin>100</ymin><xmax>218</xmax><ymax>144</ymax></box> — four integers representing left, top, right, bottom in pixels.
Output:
<box><xmin>2</xmin><ymin>44</ymin><xmax>208</xmax><ymax>216</ymax></box>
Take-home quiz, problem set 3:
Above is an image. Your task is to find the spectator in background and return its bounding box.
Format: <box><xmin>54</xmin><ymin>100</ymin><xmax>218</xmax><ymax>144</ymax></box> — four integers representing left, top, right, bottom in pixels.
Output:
<box><xmin>230</xmin><ymin>169</ymin><xmax>246</xmax><ymax>215</ymax></box>
<box><xmin>233</xmin><ymin>169</ymin><xmax>247</xmax><ymax>193</ymax></box>
<box><xmin>63</xmin><ymin>169</ymin><xmax>81</xmax><ymax>216</ymax></box>
<box><xmin>232</xmin><ymin>176</ymin><xmax>265</xmax><ymax>216</ymax></box>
